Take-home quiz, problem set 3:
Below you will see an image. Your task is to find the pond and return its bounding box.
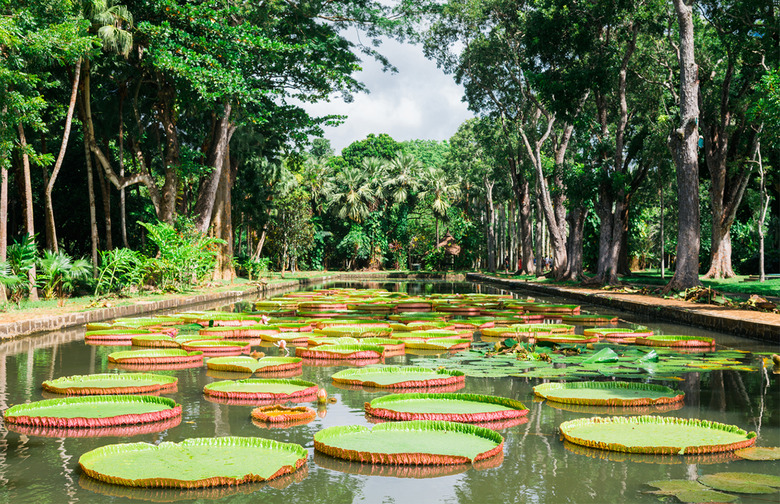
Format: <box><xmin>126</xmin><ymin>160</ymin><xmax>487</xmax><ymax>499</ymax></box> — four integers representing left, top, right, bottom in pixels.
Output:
<box><xmin>0</xmin><ymin>280</ymin><xmax>777</xmax><ymax>503</ymax></box>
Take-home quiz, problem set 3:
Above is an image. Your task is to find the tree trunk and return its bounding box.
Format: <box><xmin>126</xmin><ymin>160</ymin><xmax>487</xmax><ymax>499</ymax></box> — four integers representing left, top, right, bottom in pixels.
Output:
<box><xmin>96</xmin><ymin>158</ymin><xmax>112</xmax><ymax>250</ymax></box>
<box><xmin>485</xmin><ymin>179</ymin><xmax>496</xmax><ymax>272</ymax></box>
<box><xmin>757</xmin><ymin>141</ymin><xmax>769</xmax><ymax>282</ymax></box>
<box><xmin>209</xmin><ymin>143</ymin><xmax>236</xmax><ymax>281</ymax></box>
<box><xmin>667</xmin><ymin>0</ymin><xmax>702</xmax><ymax>291</ymax></box>
<box><xmin>534</xmin><ymin>179</ymin><xmax>543</xmax><ymax>277</ymax></box>
<box><xmin>16</xmin><ymin>123</ymin><xmax>38</xmax><ymax>301</ymax></box>
<box><xmin>564</xmin><ymin>207</ymin><xmax>587</xmax><ymax>281</ymax></box>
<box><xmin>118</xmin><ymin>86</ymin><xmax>129</xmax><ymax>248</ymax></box>
<box><xmin>660</xmin><ymin>187</ymin><xmax>665</xmax><ymax>279</ymax></box>
<box><xmin>45</xmin><ymin>58</ymin><xmax>81</xmax><ymax>253</ymax></box>
<box><xmin>157</xmin><ymin>85</ymin><xmax>181</xmax><ymax>224</ymax></box>
<box><xmin>84</xmin><ymin>132</ymin><xmax>99</xmax><ymax>273</ymax></box>
<box><xmin>252</xmin><ymin>222</ymin><xmax>268</xmax><ymax>261</ymax></box>
<box><xmin>518</xmin><ymin>179</ymin><xmax>534</xmax><ymax>273</ymax></box>
<box><xmin>194</xmin><ymin>101</ymin><xmax>234</xmax><ymax>232</ymax></box>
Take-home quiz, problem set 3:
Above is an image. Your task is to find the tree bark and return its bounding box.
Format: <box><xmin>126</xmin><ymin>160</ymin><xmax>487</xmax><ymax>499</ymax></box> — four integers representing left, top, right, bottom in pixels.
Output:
<box><xmin>95</xmin><ymin>155</ymin><xmax>112</xmax><ymax>250</ymax></box>
<box><xmin>16</xmin><ymin>123</ymin><xmax>39</xmax><ymax>301</ymax></box>
<box><xmin>666</xmin><ymin>0</ymin><xmax>702</xmax><ymax>291</ymax></box>
<box><xmin>564</xmin><ymin>207</ymin><xmax>587</xmax><ymax>281</ymax></box>
<box><xmin>518</xmin><ymin>179</ymin><xmax>534</xmax><ymax>273</ymax></box>
<box><xmin>209</xmin><ymin>142</ymin><xmax>236</xmax><ymax>281</ymax></box>
<box><xmin>757</xmin><ymin>141</ymin><xmax>769</xmax><ymax>282</ymax></box>
<box><xmin>194</xmin><ymin>101</ymin><xmax>234</xmax><ymax>232</ymax></box>
<box><xmin>118</xmin><ymin>86</ymin><xmax>129</xmax><ymax>248</ymax></box>
<box><xmin>45</xmin><ymin>58</ymin><xmax>82</xmax><ymax>253</ymax></box>
<box><xmin>485</xmin><ymin>179</ymin><xmax>496</xmax><ymax>272</ymax></box>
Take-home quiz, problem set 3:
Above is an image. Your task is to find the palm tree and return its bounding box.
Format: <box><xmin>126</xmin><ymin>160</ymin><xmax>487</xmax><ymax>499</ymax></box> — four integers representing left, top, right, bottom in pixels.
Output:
<box><xmin>423</xmin><ymin>166</ymin><xmax>461</xmax><ymax>243</ymax></box>
<box><xmin>302</xmin><ymin>157</ymin><xmax>332</xmax><ymax>216</ymax></box>
<box><xmin>326</xmin><ymin>165</ymin><xmax>378</xmax><ymax>223</ymax></box>
<box><xmin>384</xmin><ymin>153</ymin><xmax>424</xmax><ymax>205</ymax></box>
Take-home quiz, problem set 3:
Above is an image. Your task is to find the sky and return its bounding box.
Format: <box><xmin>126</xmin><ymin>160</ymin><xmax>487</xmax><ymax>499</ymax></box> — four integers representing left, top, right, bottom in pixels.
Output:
<box><xmin>301</xmin><ymin>35</ymin><xmax>474</xmax><ymax>154</ymax></box>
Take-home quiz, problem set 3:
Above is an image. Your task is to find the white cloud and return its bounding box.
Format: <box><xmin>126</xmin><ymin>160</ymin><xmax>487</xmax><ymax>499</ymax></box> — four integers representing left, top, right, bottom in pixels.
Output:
<box><xmin>302</xmin><ymin>37</ymin><xmax>473</xmax><ymax>153</ymax></box>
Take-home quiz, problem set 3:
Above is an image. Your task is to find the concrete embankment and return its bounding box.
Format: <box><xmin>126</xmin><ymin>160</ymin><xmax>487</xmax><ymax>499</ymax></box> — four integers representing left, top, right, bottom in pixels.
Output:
<box><xmin>467</xmin><ymin>273</ymin><xmax>780</xmax><ymax>343</ymax></box>
<box><xmin>0</xmin><ymin>274</ymin><xmax>336</xmax><ymax>340</ymax></box>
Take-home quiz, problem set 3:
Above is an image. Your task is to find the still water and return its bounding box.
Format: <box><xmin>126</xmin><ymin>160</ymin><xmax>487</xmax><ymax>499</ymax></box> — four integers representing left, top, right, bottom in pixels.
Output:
<box><xmin>0</xmin><ymin>281</ymin><xmax>777</xmax><ymax>504</ymax></box>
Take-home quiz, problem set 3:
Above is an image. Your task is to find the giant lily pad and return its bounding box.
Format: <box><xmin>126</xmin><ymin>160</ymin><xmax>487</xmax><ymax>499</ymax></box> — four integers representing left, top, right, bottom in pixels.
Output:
<box><xmin>108</xmin><ymin>349</ymin><xmax>204</xmax><ymax>365</ymax></box>
<box><xmin>130</xmin><ymin>334</ymin><xmax>180</xmax><ymax>348</ymax></box>
<box><xmin>534</xmin><ymin>381</ymin><xmax>684</xmax><ymax>407</ymax></box>
<box><xmin>636</xmin><ymin>335</ymin><xmax>716</xmax><ymax>348</ymax></box>
<box><xmin>180</xmin><ymin>340</ymin><xmax>250</xmax><ymax>354</ymax></box>
<box><xmin>314</xmin><ymin>326</ymin><xmax>393</xmax><ymax>338</ymax></box>
<box><xmin>559</xmin><ymin>416</ymin><xmax>756</xmax><ymax>454</ymax></box>
<box><xmin>203</xmin><ymin>378</ymin><xmax>319</xmax><ymax>402</ymax></box>
<box><xmin>365</xmin><ymin>393</ymin><xmax>528</xmax><ymax>423</ymax></box>
<box><xmin>79</xmin><ymin>436</ymin><xmax>307</xmax><ymax>488</ymax></box>
<box><xmin>206</xmin><ymin>356</ymin><xmax>302</xmax><ymax>374</ymax></box>
<box><xmin>331</xmin><ymin>366</ymin><xmax>465</xmax><ymax>389</ymax></box>
<box><xmin>313</xmin><ymin>420</ymin><xmax>504</xmax><ymax>465</ymax></box>
<box><xmin>5</xmin><ymin>416</ymin><xmax>181</xmax><ymax>438</ymax></box>
<box><xmin>3</xmin><ymin>395</ymin><xmax>181</xmax><ymax>428</ymax></box>
<box><xmin>295</xmin><ymin>344</ymin><xmax>384</xmax><ymax>360</ymax></box>
<box><xmin>698</xmin><ymin>472</ymin><xmax>780</xmax><ymax>494</ymax></box>
<box><xmin>536</xmin><ymin>334</ymin><xmax>599</xmax><ymax>344</ymax></box>
<box><xmin>42</xmin><ymin>373</ymin><xmax>178</xmax><ymax>395</ymax></box>
<box><xmin>85</xmin><ymin>329</ymin><xmax>157</xmax><ymax>343</ymax></box>
<box><xmin>198</xmin><ymin>325</ymin><xmax>279</xmax><ymax>339</ymax></box>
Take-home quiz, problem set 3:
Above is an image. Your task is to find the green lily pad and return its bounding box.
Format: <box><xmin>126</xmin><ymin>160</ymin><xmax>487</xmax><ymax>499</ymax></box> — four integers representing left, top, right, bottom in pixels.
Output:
<box><xmin>402</xmin><ymin>338</ymin><xmax>471</xmax><ymax>351</ymax></box>
<box><xmin>295</xmin><ymin>343</ymin><xmax>384</xmax><ymax>360</ymax></box>
<box><xmin>313</xmin><ymin>420</ymin><xmax>504</xmax><ymax>465</ymax></box>
<box><xmin>206</xmin><ymin>356</ymin><xmax>302</xmax><ymax>374</ymax></box>
<box><xmin>42</xmin><ymin>373</ymin><xmax>178</xmax><ymax>395</ymax></box>
<box><xmin>108</xmin><ymin>349</ymin><xmax>204</xmax><ymax>365</ymax></box>
<box><xmin>534</xmin><ymin>382</ymin><xmax>684</xmax><ymax>406</ymax></box>
<box><xmin>203</xmin><ymin>378</ymin><xmax>319</xmax><ymax>402</ymax></box>
<box><xmin>365</xmin><ymin>393</ymin><xmax>528</xmax><ymax>422</ymax></box>
<box><xmin>79</xmin><ymin>437</ymin><xmax>307</xmax><ymax>488</ymax></box>
<box><xmin>331</xmin><ymin>366</ymin><xmax>464</xmax><ymax>389</ymax></box>
<box><xmin>3</xmin><ymin>395</ymin><xmax>181</xmax><ymax>428</ymax></box>
<box><xmin>698</xmin><ymin>472</ymin><xmax>780</xmax><ymax>494</ymax></box>
<box><xmin>559</xmin><ymin>416</ymin><xmax>756</xmax><ymax>454</ymax></box>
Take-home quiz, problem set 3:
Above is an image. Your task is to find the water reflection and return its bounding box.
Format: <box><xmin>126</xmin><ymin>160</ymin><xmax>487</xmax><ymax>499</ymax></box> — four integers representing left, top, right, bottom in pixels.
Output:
<box><xmin>0</xmin><ymin>281</ymin><xmax>776</xmax><ymax>504</ymax></box>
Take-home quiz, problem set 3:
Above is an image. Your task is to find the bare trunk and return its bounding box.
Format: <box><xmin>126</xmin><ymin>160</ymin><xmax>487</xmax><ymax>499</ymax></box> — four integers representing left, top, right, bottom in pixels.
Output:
<box><xmin>209</xmin><ymin>143</ymin><xmax>236</xmax><ymax>281</ymax></box>
<box><xmin>17</xmin><ymin>123</ymin><xmax>38</xmax><ymax>301</ymax></box>
<box><xmin>45</xmin><ymin>58</ymin><xmax>82</xmax><ymax>253</ymax></box>
<box><xmin>667</xmin><ymin>0</ymin><xmax>702</xmax><ymax>291</ymax></box>
<box><xmin>757</xmin><ymin>141</ymin><xmax>769</xmax><ymax>282</ymax></box>
<box><xmin>96</xmin><ymin>158</ymin><xmax>112</xmax><ymax>250</ymax></box>
<box><xmin>660</xmin><ymin>187</ymin><xmax>665</xmax><ymax>279</ymax></box>
<box><xmin>1</xmin><ymin>160</ymin><xmax>7</xmax><ymax>264</ymax></box>
<box><xmin>519</xmin><ymin>179</ymin><xmax>534</xmax><ymax>273</ymax></box>
<box><xmin>564</xmin><ymin>207</ymin><xmax>587</xmax><ymax>281</ymax></box>
<box><xmin>157</xmin><ymin>86</ymin><xmax>180</xmax><ymax>224</ymax></box>
<box><xmin>194</xmin><ymin>102</ymin><xmax>234</xmax><ymax>232</ymax></box>
<box><xmin>534</xmin><ymin>179</ymin><xmax>543</xmax><ymax>277</ymax></box>
<box><xmin>252</xmin><ymin>222</ymin><xmax>269</xmax><ymax>261</ymax></box>
<box><xmin>485</xmin><ymin>179</ymin><xmax>496</xmax><ymax>272</ymax></box>
<box><xmin>118</xmin><ymin>87</ymin><xmax>128</xmax><ymax>248</ymax></box>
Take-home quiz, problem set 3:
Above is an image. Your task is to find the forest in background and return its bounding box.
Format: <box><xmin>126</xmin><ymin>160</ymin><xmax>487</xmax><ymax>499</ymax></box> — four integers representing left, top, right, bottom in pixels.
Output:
<box><xmin>0</xmin><ymin>0</ymin><xmax>777</xmax><ymax>302</ymax></box>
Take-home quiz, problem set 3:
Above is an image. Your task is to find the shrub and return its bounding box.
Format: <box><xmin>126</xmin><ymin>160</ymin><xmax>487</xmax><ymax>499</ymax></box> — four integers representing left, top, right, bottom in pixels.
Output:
<box><xmin>95</xmin><ymin>248</ymin><xmax>146</xmax><ymax>296</ymax></box>
<box><xmin>37</xmin><ymin>250</ymin><xmax>92</xmax><ymax>299</ymax></box>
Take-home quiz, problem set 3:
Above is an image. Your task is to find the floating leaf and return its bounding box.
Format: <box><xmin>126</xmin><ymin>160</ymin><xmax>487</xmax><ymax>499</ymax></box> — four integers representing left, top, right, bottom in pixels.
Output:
<box><xmin>734</xmin><ymin>446</ymin><xmax>780</xmax><ymax>460</ymax></box>
<box><xmin>698</xmin><ymin>472</ymin><xmax>780</xmax><ymax>494</ymax></box>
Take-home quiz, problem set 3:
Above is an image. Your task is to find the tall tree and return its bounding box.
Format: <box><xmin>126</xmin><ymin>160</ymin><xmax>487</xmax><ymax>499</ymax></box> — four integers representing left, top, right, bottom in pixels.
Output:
<box><xmin>666</xmin><ymin>0</ymin><xmax>702</xmax><ymax>291</ymax></box>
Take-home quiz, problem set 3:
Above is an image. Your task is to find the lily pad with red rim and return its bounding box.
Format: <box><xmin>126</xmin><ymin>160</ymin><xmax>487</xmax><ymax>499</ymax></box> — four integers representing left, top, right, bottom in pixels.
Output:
<box><xmin>295</xmin><ymin>343</ymin><xmax>384</xmax><ymax>360</ymax></box>
<box><xmin>3</xmin><ymin>395</ymin><xmax>181</xmax><ymax>428</ymax></box>
<box><xmin>331</xmin><ymin>366</ymin><xmax>465</xmax><ymax>389</ymax></box>
<box><xmin>130</xmin><ymin>334</ymin><xmax>180</xmax><ymax>348</ymax></box>
<box><xmin>365</xmin><ymin>393</ymin><xmax>528</xmax><ymax>423</ymax></box>
<box><xmin>559</xmin><ymin>415</ymin><xmax>756</xmax><ymax>454</ymax></box>
<box><xmin>636</xmin><ymin>335</ymin><xmax>716</xmax><ymax>348</ymax></box>
<box><xmin>78</xmin><ymin>436</ymin><xmax>307</xmax><ymax>488</ymax></box>
<box><xmin>203</xmin><ymin>378</ymin><xmax>319</xmax><ymax>402</ymax></box>
<box><xmin>533</xmin><ymin>381</ymin><xmax>684</xmax><ymax>407</ymax></box>
<box><xmin>401</xmin><ymin>338</ymin><xmax>471</xmax><ymax>351</ymax></box>
<box><xmin>42</xmin><ymin>373</ymin><xmax>178</xmax><ymax>395</ymax></box>
<box><xmin>108</xmin><ymin>349</ymin><xmax>204</xmax><ymax>365</ymax></box>
<box><xmin>313</xmin><ymin>420</ymin><xmax>504</xmax><ymax>465</ymax></box>
<box><xmin>180</xmin><ymin>340</ymin><xmax>250</xmax><ymax>355</ymax></box>
<box><xmin>206</xmin><ymin>356</ymin><xmax>302</xmax><ymax>374</ymax></box>
<box><xmin>250</xmin><ymin>405</ymin><xmax>316</xmax><ymax>424</ymax></box>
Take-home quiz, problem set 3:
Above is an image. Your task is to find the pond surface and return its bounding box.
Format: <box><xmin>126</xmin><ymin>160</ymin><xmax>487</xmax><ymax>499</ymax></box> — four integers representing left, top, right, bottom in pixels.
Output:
<box><xmin>0</xmin><ymin>281</ymin><xmax>777</xmax><ymax>503</ymax></box>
